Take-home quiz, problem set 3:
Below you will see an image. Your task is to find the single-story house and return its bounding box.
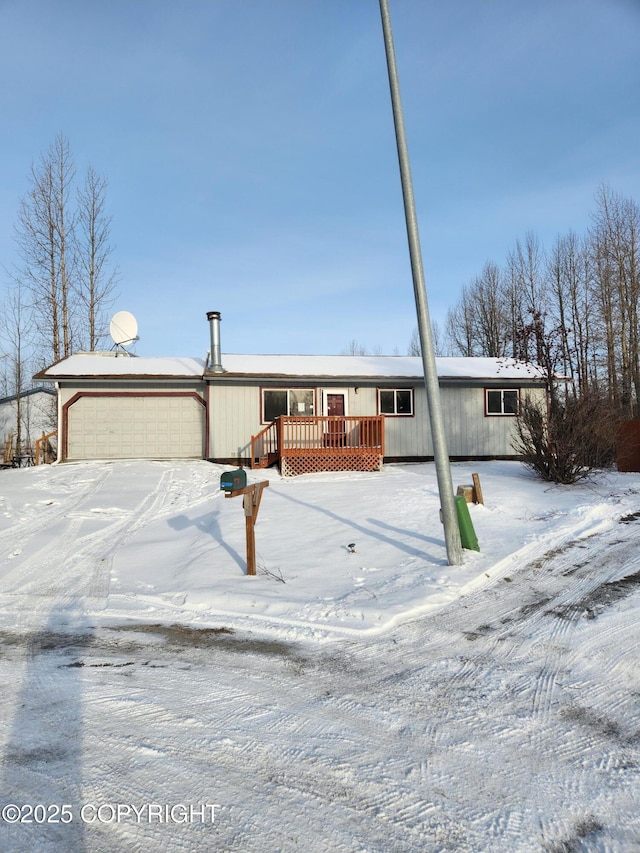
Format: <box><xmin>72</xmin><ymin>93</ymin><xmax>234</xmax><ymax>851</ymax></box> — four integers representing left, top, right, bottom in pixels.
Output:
<box><xmin>0</xmin><ymin>387</ymin><xmax>57</xmax><ymax>451</ymax></box>
<box><xmin>34</xmin><ymin>312</ymin><xmax>550</xmax><ymax>474</ymax></box>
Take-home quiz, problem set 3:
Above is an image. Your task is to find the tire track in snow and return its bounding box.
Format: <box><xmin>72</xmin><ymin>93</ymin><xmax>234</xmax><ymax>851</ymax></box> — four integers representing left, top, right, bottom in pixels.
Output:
<box><xmin>0</xmin><ymin>466</ymin><xmax>188</xmax><ymax>633</ymax></box>
<box><xmin>0</xmin><ymin>516</ymin><xmax>85</xmax><ymax>595</ymax></box>
<box><xmin>2</xmin><ymin>561</ymin><xmax>637</xmax><ymax>853</ymax></box>
<box><xmin>68</xmin><ymin>540</ymin><xmax>640</xmax><ymax>853</ymax></box>
<box><xmin>529</xmin><ymin>520</ymin><xmax>640</xmax><ymax>731</ymax></box>
<box><xmin>0</xmin><ymin>466</ymin><xmax>113</xmax><ymax>564</ymax></box>
<box><xmin>0</xmin><ymin>462</ymin><xmax>217</xmax><ymax>607</ymax></box>
<box><xmin>62</xmin><ymin>634</ymin><xmax>473</xmax><ymax>851</ymax></box>
<box><xmin>304</xmin><ymin>516</ymin><xmax>632</xmax><ymax>851</ymax></box>
<box><xmin>525</xmin><ymin>527</ymin><xmax>640</xmax><ymax>747</ymax></box>
<box><xmin>348</xmin><ymin>513</ymin><xmax>640</xmax><ymax>852</ymax></box>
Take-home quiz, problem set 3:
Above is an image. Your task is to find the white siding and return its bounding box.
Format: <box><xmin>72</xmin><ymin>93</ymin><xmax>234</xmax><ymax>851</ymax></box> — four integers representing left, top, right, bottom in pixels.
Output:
<box><xmin>207</xmin><ymin>381</ymin><xmax>546</xmax><ymax>461</ymax></box>
<box><xmin>357</xmin><ymin>385</ymin><xmax>547</xmax><ymax>459</ymax></box>
<box><xmin>208</xmin><ymin>383</ymin><xmax>261</xmax><ymax>459</ymax></box>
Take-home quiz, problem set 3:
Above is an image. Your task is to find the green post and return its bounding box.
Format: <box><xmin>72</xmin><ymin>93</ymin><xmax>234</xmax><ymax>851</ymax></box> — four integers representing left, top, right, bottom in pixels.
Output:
<box><xmin>455</xmin><ymin>496</ymin><xmax>480</xmax><ymax>551</ymax></box>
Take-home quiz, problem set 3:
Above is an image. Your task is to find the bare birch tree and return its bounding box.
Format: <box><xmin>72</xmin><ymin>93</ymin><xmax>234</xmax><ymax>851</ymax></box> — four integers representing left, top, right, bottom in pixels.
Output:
<box><xmin>444</xmin><ymin>263</ymin><xmax>511</xmax><ymax>357</ymax></box>
<box><xmin>589</xmin><ymin>185</ymin><xmax>640</xmax><ymax>414</ymax></box>
<box><xmin>14</xmin><ymin>133</ymin><xmax>76</xmax><ymax>364</ymax></box>
<box><xmin>445</xmin><ymin>283</ymin><xmax>478</xmax><ymax>356</ymax></box>
<box><xmin>435</xmin><ymin>185</ymin><xmax>640</xmax><ymax>479</ymax></box>
<box><xmin>506</xmin><ymin>232</ymin><xmax>548</xmax><ymax>364</ymax></box>
<box><xmin>407</xmin><ymin>321</ymin><xmax>445</xmax><ymax>356</ymax></box>
<box><xmin>75</xmin><ymin>166</ymin><xmax>118</xmax><ymax>350</ymax></box>
<box><xmin>342</xmin><ymin>339</ymin><xmax>369</xmax><ymax>356</ymax></box>
<box><xmin>545</xmin><ymin>231</ymin><xmax>599</xmax><ymax>395</ymax></box>
<box><xmin>0</xmin><ymin>282</ymin><xmax>32</xmax><ymax>452</ymax></box>
<box><xmin>474</xmin><ymin>261</ymin><xmax>510</xmax><ymax>357</ymax></box>
<box><xmin>12</xmin><ymin>134</ymin><xmax>119</xmax><ymax>369</ymax></box>
<box><xmin>407</xmin><ymin>326</ymin><xmax>421</xmax><ymax>356</ymax></box>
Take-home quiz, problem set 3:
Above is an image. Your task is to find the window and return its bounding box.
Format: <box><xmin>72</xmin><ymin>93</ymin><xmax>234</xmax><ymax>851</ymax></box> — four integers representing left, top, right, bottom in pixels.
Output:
<box><xmin>379</xmin><ymin>388</ymin><xmax>414</xmax><ymax>416</ymax></box>
<box><xmin>262</xmin><ymin>388</ymin><xmax>315</xmax><ymax>422</ymax></box>
<box><xmin>485</xmin><ymin>388</ymin><xmax>519</xmax><ymax>416</ymax></box>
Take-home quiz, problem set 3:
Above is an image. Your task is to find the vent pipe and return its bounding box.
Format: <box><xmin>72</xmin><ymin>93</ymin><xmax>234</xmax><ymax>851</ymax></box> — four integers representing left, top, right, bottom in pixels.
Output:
<box><xmin>206</xmin><ymin>311</ymin><xmax>224</xmax><ymax>373</ymax></box>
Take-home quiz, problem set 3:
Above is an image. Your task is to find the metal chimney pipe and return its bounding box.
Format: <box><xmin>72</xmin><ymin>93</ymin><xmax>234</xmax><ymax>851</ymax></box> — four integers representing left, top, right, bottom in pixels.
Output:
<box><xmin>206</xmin><ymin>311</ymin><xmax>224</xmax><ymax>373</ymax></box>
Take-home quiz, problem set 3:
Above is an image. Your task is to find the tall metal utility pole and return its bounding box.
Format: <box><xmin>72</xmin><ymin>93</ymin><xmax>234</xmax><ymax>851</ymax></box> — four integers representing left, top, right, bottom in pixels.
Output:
<box><xmin>378</xmin><ymin>0</ymin><xmax>463</xmax><ymax>565</ymax></box>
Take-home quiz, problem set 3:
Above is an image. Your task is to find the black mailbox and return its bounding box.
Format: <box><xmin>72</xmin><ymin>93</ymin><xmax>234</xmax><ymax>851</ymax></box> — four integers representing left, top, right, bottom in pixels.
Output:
<box><xmin>220</xmin><ymin>468</ymin><xmax>247</xmax><ymax>493</ymax></box>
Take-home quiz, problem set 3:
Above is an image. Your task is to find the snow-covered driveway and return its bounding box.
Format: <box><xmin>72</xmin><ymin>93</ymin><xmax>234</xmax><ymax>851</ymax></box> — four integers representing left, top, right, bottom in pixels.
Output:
<box><xmin>0</xmin><ymin>461</ymin><xmax>639</xmax><ymax>851</ymax></box>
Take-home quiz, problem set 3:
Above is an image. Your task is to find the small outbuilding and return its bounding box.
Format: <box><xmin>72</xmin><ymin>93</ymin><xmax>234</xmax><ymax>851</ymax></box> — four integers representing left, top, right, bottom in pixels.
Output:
<box><xmin>0</xmin><ymin>387</ymin><xmax>56</xmax><ymax>456</ymax></box>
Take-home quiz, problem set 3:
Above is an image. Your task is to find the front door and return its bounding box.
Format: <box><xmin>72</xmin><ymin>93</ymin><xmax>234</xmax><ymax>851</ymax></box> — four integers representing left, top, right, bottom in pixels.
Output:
<box><xmin>323</xmin><ymin>390</ymin><xmax>348</xmax><ymax>447</ymax></box>
<box><xmin>326</xmin><ymin>393</ymin><xmax>345</xmax><ymax>417</ymax></box>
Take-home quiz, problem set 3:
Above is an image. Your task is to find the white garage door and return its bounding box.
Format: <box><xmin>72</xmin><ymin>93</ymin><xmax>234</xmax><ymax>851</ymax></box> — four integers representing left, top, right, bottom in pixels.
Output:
<box><xmin>67</xmin><ymin>394</ymin><xmax>205</xmax><ymax>460</ymax></box>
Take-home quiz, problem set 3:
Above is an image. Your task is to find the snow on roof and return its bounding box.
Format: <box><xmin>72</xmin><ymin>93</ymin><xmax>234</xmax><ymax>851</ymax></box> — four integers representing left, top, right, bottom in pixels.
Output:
<box><xmin>217</xmin><ymin>354</ymin><xmax>547</xmax><ymax>381</ymax></box>
<box><xmin>37</xmin><ymin>354</ymin><xmax>206</xmax><ymax>379</ymax></box>
<box><xmin>36</xmin><ymin>352</ymin><xmax>547</xmax><ymax>382</ymax></box>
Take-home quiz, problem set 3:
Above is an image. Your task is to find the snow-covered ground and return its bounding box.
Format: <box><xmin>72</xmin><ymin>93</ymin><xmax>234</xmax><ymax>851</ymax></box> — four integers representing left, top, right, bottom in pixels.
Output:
<box><xmin>0</xmin><ymin>459</ymin><xmax>638</xmax><ymax>851</ymax></box>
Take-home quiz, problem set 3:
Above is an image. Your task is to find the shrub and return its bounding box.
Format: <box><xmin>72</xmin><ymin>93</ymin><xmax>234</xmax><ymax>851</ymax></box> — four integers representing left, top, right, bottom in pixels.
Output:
<box><xmin>513</xmin><ymin>392</ymin><xmax>617</xmax><ymax>484</ymax></box>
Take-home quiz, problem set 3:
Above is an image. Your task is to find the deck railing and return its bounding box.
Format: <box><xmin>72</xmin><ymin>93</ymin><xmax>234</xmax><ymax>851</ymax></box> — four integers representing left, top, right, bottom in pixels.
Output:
<box><xmin>251</xmin><ymin>420</ymin><xmax>280</xmax><ymax>469</ymax></box>
<box><xmin>251</xmin><ymin>415</ymin><xmax>384</xmax><ymax>474</ymax></box>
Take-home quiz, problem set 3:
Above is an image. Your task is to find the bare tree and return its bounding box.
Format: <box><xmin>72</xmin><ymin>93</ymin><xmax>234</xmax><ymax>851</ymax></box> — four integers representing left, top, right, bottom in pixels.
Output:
<box><xmin>407</xmin><ymin>326</ymin><xmax>421</xmax><ymax>356</ymax></box>
<box><xmin>440</xmin><ymin>185</ymin><xmax>640</xmax><ymax>480</ymax></box>
<box><xmin>445</xmin><ymin>283</ymin><xmax>478</xmax><ymax>356</ymax></box>
<box><xmin>408</xmin><ymin>321</ymin><xmax>445</xmax><ymax>356</ymax></box>
<box><xmin>14</xmin><ymin>133</ymin><xmax>77</xmax><ymax>364</ymax></box>
<box><xmin>590</xmin><ymin>184</ymin><xmax>640</xmax><ymax>415</ymax></box>
<box><xmin>0</xmin><ymin>282</ymin><xmax>32</xmax><ymax>452</ymax></box>
<box><xmin>12</xmin><ymin>134</ymin><xmax>119</xmax><ymax>369</ymax></box>
<box><xmin>444</xmin><ymin>262</ymin><xmax>512</xmax><ymax>358</ymax></box>
<box><xmin>546</xmin><ymin>232</ymin><xmax>600</xmax><ymax>397</ymax></box>
<box><xmin>74</xmin><ymin>166</ymin><xmax>118</xmax><ymax>350</ymax></box>
<box><xmin>475</xmin><ymin>261</ymin><xmax>510</xmax><ymax>357</ymax></box>
<box><xmin>506</xmin><ymin>232</ymin><xmax>548</xmax><ymax>363</ymax></box>
<box><xmin>342</xmin><ymin>339</ymin><xmax>369</xmax><ymax>356</ymax></box>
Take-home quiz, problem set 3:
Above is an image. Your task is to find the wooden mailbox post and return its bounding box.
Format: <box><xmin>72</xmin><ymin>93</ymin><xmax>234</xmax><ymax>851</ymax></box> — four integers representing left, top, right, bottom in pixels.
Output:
<box><xmin>225</xmin><ymin>481</ymin><xmax>269</xmax><ymax>576</ymax></box>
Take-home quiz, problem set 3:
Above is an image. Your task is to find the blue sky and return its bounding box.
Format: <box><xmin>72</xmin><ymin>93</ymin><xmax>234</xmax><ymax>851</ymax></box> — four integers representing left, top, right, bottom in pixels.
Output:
<box><xmin>1</xmin><ymin>0</ymin><xmax>639</xmax><ymax>358</ymax></box>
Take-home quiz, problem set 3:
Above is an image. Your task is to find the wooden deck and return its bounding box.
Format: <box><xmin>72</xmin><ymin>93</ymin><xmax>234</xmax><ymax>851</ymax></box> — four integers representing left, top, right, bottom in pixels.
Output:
<box><xmin>251</xmin><ymin>415</ymin><xmax>385</xmax><ymax>476</ymax></box>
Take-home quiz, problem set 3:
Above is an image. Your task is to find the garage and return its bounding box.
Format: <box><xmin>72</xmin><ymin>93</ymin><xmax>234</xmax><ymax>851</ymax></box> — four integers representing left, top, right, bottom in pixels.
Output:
<box><xmin>65</xmin><ymin>393</ymin><xmax>205</xmax><ymax>460</ymax></box>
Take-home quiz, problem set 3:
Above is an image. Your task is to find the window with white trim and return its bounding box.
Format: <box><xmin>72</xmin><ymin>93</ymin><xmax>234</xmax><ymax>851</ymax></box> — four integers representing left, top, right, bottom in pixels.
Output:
<box><xmin>262</xmin><ymin>388</ymin><xmax>315</xmax><ymax>422</ymax></box>
<box><xmin>485</xmin><ymin>388</ymin><xmax>519</xmax><ymax>415</ymax></box>
<box><xmin>379</xmin><ymin>388</ymin><xmax>414</xmax><ymax>416</ymax></box>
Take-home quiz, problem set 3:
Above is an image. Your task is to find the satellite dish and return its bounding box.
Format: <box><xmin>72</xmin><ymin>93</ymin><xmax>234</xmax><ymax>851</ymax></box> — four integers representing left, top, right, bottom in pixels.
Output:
<box><xmin>110</xmin><ymin>311</ymin><xmax>139</xmax><ymax>348</ymax></box>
